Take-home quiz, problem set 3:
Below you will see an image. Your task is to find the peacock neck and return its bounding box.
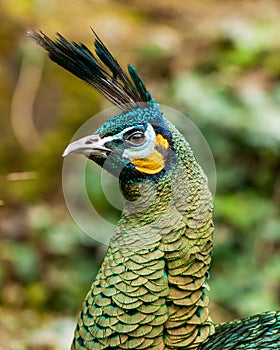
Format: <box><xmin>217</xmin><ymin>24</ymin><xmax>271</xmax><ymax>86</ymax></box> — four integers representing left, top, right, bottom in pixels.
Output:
<box><xmin>110</xmin><ymin>127</ymin><xmax>215</xmax><ymax>348</ymax></box>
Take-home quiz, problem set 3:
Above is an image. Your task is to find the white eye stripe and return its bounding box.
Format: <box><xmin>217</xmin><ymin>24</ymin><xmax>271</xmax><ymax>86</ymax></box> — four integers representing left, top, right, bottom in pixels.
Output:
<box><xmin>97</xmin><ymin>126</ymin><xmax>144</xmax><ymax>146</ymax></box>
<box><xmin>98</xmin><ymin>124</ymin><xmax>156</xmax><ymax>160</ymax></box>
<box><xmin>99</xmin><ymin>124</ymin><xmax>149</xmax><ymax>143</ymax></box>
<box><xmin>112</xmin><ymin>125</ymin><xmax>140</xmax><ymax>140</ymax></box>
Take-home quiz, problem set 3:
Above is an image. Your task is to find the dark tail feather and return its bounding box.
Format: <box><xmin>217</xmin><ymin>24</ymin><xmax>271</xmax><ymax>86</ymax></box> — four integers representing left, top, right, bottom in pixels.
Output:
<box><xmin>27</xmin><ymin>30</ymin><xmax>153</xmax><ymax>111</ymax></box>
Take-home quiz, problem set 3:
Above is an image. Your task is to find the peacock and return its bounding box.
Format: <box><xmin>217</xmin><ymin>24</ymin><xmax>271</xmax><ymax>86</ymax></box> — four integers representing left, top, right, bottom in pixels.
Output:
<box><xmin>28</xmin><ymin>30</ymin><xmax>280</xmax><ymax>349</ymax></box>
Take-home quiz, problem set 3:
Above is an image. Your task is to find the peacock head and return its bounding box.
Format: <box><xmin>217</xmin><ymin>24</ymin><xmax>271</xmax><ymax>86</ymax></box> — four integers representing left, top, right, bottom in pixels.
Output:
<box><xmin>62</xmin><ymin>103</ymin><xmax>176</xmax><ymax>185</ymax></box>
<box><xmin>28</xmin><ymin>31</ymin><xmax>179</xmax><ymax>192</ymax></box>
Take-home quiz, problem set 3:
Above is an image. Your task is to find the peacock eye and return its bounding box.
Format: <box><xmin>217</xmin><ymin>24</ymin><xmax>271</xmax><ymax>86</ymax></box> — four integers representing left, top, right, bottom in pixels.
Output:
<box><xmin>125</xmin><ymin>131</ymin><xmax>146</xmax><ymax>146</ymax></box>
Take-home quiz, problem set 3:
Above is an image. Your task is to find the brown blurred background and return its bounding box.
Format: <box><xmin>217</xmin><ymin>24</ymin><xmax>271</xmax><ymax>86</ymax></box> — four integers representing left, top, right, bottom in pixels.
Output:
<box><xmin>0</xmin><ymin>0</ymin><xmax>280</xmax><ymax>349</ymax></box>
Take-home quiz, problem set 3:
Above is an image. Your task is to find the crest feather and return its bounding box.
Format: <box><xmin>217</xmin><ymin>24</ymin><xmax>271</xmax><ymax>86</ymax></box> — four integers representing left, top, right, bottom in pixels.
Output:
<box><xmin>27</xmin><ymin>30</ymin><xmax>153</xmax><ymax>111</ymax></box>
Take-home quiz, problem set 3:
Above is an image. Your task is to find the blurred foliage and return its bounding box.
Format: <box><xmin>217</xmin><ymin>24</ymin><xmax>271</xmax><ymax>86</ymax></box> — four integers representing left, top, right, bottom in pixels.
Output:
<box><xmin>0</xmin><ymin>0</ymin><xmax>280</xmax><ymax>348</ymax></box>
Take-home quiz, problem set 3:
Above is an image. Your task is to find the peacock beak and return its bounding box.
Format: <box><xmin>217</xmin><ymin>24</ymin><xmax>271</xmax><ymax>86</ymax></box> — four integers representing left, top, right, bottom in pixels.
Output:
<box><xmin>62</xmin><ymin>134</ymin><xmax>111</xmax><ymax>158</ymax></box>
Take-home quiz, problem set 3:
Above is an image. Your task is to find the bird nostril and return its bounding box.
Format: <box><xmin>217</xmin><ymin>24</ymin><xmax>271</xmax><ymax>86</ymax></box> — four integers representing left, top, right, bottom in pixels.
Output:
<box><xmin>84</xmin><ymin>135</ymin><xmax>101</xmax><ymax>145</ymax></box>
<box><xmin>85</xmin><ymin>137</ymin><xmax>100</xmax><ymax>145</ymax></box>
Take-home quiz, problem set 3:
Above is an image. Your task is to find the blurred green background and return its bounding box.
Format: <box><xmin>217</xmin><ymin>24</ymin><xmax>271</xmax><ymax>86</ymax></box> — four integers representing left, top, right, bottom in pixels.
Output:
<box><xmin>1</xmin><ymin>0</ymin><xmax>280</xmax><ymax>349</ymax></box>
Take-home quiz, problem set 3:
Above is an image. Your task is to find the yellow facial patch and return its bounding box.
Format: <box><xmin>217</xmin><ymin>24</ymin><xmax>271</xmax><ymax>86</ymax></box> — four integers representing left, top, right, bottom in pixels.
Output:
<box><xmin>132</xmin><ymin>149</ymin><xmax>164</xmax><ymax>174</ymax></box>
<box><xmin>131</xmin><ymin>134</ymin><xmax>169</xmax><ymax>174</ymax></box>
<box><xmin>156</xmin><ymin>134</ymin><xmax>169</xmax><ymax>149</ymax></box>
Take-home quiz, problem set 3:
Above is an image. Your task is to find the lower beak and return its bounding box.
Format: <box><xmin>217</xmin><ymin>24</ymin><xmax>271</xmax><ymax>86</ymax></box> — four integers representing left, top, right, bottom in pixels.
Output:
<box><xmin>62</xmin><ymin>134</ymin><xmax>111</xmax><ymax>157</ymax></box>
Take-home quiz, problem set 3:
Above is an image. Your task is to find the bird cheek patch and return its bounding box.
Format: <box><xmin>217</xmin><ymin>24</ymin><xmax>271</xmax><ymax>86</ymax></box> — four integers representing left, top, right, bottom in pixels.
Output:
<box><xmin>131</xmin><ymin>149</ymin><xmax>165</xmax><ymax>174</ymax></box>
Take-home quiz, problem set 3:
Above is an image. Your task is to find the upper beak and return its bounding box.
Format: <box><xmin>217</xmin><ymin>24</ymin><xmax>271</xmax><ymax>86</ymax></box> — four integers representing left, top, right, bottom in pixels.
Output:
<box><xmin>62</xmin><ymin>134</ymin><xmax>111</xmax><ymax>157</ymax></box>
